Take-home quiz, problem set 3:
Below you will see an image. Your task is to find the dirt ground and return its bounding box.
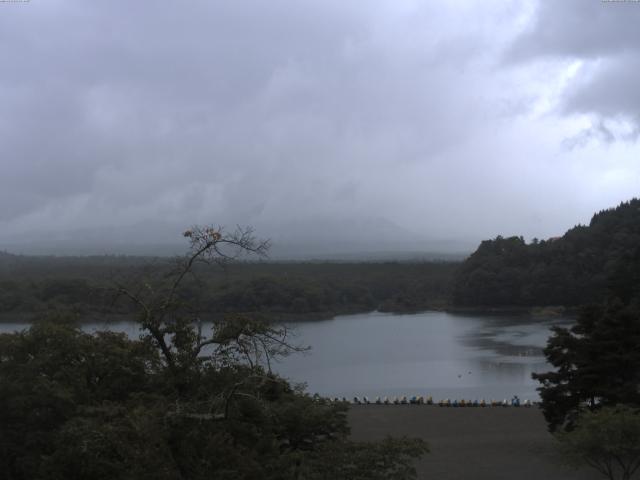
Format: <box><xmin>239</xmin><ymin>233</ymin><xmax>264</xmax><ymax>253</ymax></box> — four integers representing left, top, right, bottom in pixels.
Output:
<box><xmin>348</xmin><ymin>405</ymin><xmax>602</xmax><ymax>480</ymax></box>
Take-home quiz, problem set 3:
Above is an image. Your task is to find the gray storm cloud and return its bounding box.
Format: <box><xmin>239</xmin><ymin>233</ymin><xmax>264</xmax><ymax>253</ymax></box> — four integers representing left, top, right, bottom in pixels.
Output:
<box><xmin>508</xmin><ymin>0</ymin><xmax>640</xmax><ymax>139</ymax></box>
<box><xmin>1</xmin><ymin>0</ymin><xmax>639</xmax><ymax>255</ymax></box>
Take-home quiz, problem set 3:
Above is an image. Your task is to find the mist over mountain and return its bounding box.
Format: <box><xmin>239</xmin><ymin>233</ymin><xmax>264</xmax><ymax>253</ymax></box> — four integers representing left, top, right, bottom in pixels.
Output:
<box><xmin>0</xmin><ymin>216</ymin><xmax>475</xmax><ymax>260</ymax></box>
<box><xmin>2</xmin><ymin>1</ymin><xmax>639</xmax><ymax>253</ymax></box>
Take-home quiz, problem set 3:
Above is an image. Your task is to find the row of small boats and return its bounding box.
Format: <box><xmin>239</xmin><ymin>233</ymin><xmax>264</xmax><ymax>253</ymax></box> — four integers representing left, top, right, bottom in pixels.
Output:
<box><xmin>326</xmin><ymin>396</ymin><xmax>534</xmax><ymax>407</ymax></box>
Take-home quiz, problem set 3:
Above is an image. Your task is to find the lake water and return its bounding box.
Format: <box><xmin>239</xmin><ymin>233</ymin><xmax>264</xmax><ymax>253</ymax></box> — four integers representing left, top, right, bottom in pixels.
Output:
<box><xmin>0</xmin><ymin>310</ymin><xmax>568</xmax><ymax>401</ymax></box>
<box><xmin>275</xmin><ymin>311</ymin><xmax>566</xmax><ymax>401</ymax></box>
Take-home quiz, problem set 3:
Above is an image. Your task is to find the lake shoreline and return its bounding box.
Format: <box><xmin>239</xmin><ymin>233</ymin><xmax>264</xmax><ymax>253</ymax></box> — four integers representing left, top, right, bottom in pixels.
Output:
<box><xmin>0</xmin><ymin>304</ymin><xmax>579</xmax><ymax>325</ymax></box>
<box><xmin>1</xmin><ymin>310</ymin><xmax>561</xmax><ymax>401</ymax></box>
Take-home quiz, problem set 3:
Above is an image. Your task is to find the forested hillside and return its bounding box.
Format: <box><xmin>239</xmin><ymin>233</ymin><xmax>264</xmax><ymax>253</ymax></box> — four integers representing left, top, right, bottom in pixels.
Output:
<box><xmin>0</xmin><ymin>256</ymin><xmax>456</xmax><ymax>321</ymax></box>
<box><xmin>453</xmin><ymin>199</ymin><xmax>640</xmax><ymax>307</ymax></box>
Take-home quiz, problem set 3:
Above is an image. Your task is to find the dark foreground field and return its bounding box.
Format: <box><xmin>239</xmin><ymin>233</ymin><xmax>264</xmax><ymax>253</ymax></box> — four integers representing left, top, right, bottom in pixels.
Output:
<box><xmin>348</xmin><ymin>406</ymin><xmax>600</xmax><ymax>480</ymax></box>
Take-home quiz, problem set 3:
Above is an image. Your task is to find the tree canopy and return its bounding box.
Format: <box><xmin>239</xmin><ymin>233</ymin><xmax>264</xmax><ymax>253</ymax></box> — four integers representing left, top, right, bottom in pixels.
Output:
<box><xmin>557</xmin><ymin>406</ymin><xmax>640</xmax><ymax>480</ymax></box>
<box><xmin>453</xmin><ymin>198</ymin><xmax>640</xmax><ymax>307</ymax></box>
<box><xmin>0</xmin><ymin>225</ymin><xmax>427</xmax><ymax>480</ymax></box>
<box><xmin>533</xmin><ymin>299</ymin><xmax>640</xmax><ymax>432</ymax></box>
<box><xmin>0</xmin><ymin>254</ymin><xmax>455</xmax><ymax>321</ymax></box>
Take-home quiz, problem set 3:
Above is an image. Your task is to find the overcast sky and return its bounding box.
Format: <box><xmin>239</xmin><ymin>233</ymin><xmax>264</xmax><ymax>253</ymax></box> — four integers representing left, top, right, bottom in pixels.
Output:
<box><xmin>1</xmin><ymin>0</ymin><xmax>639</xmax><ymax>254</ymax></box>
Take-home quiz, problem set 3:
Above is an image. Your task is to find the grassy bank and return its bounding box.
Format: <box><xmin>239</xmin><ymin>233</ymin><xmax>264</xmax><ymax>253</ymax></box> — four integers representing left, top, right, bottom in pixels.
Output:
<box><xmin>348</xmin><ymin>405</ymin><xmax>599</xmax><ymax>480</ymax></box>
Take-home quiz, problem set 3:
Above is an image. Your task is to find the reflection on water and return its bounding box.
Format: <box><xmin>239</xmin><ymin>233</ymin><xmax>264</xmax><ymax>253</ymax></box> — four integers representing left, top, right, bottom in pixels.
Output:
<box><xmin>275</xmin><ymin>311</ymin><xmax>571</xmax><ymax>400</ymax></box>
<box><xmin>0</xmin><ymin>311</ymin><xmax>570</xmax><ymax>401</ymax></box>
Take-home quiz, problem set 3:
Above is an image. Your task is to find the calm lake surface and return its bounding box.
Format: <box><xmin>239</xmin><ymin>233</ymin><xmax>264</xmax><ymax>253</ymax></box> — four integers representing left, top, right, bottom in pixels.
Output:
<box><xmin>0</xmin><ymin>311</ymin><xmax>568</xmax><ymax>401</ymax></box>
<box><xmin>276</xmin><ymin>311</ymin><xmax>567</xmax><ymax>401</ymax></box>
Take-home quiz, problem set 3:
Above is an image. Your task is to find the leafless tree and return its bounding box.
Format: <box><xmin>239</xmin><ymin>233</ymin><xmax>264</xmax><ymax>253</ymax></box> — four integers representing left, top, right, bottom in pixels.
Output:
<box><xmin>113</xmin><ymin>225</ymin><xmax>305</xmax><ymax>379</ymax></box>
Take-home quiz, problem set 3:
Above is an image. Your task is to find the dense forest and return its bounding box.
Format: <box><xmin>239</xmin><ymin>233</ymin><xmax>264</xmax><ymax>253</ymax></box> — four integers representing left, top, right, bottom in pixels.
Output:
<box><xmin>0</xmin><ymin>254</ymin><xmax>456</xmax><ymax>322</ymax></box>
<box><xmin>453</xmin><ymin>198</ymin><xmax>640</xmax><ymax>308</ymax></box>
<box><xmin>3</xmin><ymin>199</ymin><xmax>640</xmax><ymax>320</ymax></box>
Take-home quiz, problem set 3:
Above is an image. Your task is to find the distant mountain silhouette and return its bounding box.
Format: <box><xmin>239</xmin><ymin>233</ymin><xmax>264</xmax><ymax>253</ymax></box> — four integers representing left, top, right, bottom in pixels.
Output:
<box><xmin>0</xmin><ymin>216</ymin><xmax>475</xmax><ymax>259</ymax></box>
<box><xmin>261</xmin><ymin>216</ymin><xmax>474</xmax><ymax>259</ymax></box>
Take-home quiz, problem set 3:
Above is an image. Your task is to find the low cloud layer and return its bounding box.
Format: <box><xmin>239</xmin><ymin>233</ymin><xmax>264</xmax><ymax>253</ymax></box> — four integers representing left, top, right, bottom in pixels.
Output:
<box><xmin>1</xmin><ymin>1</ymin><xmax>639</xmax><ymax>255</ymax></box>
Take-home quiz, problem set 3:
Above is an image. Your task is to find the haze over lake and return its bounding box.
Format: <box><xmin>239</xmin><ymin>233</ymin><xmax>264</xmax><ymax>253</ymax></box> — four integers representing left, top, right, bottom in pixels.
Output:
<box><xmin>1</xmin><ymin>311</ymin><xmax>566</xmax><ymax>401</ymax></box>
